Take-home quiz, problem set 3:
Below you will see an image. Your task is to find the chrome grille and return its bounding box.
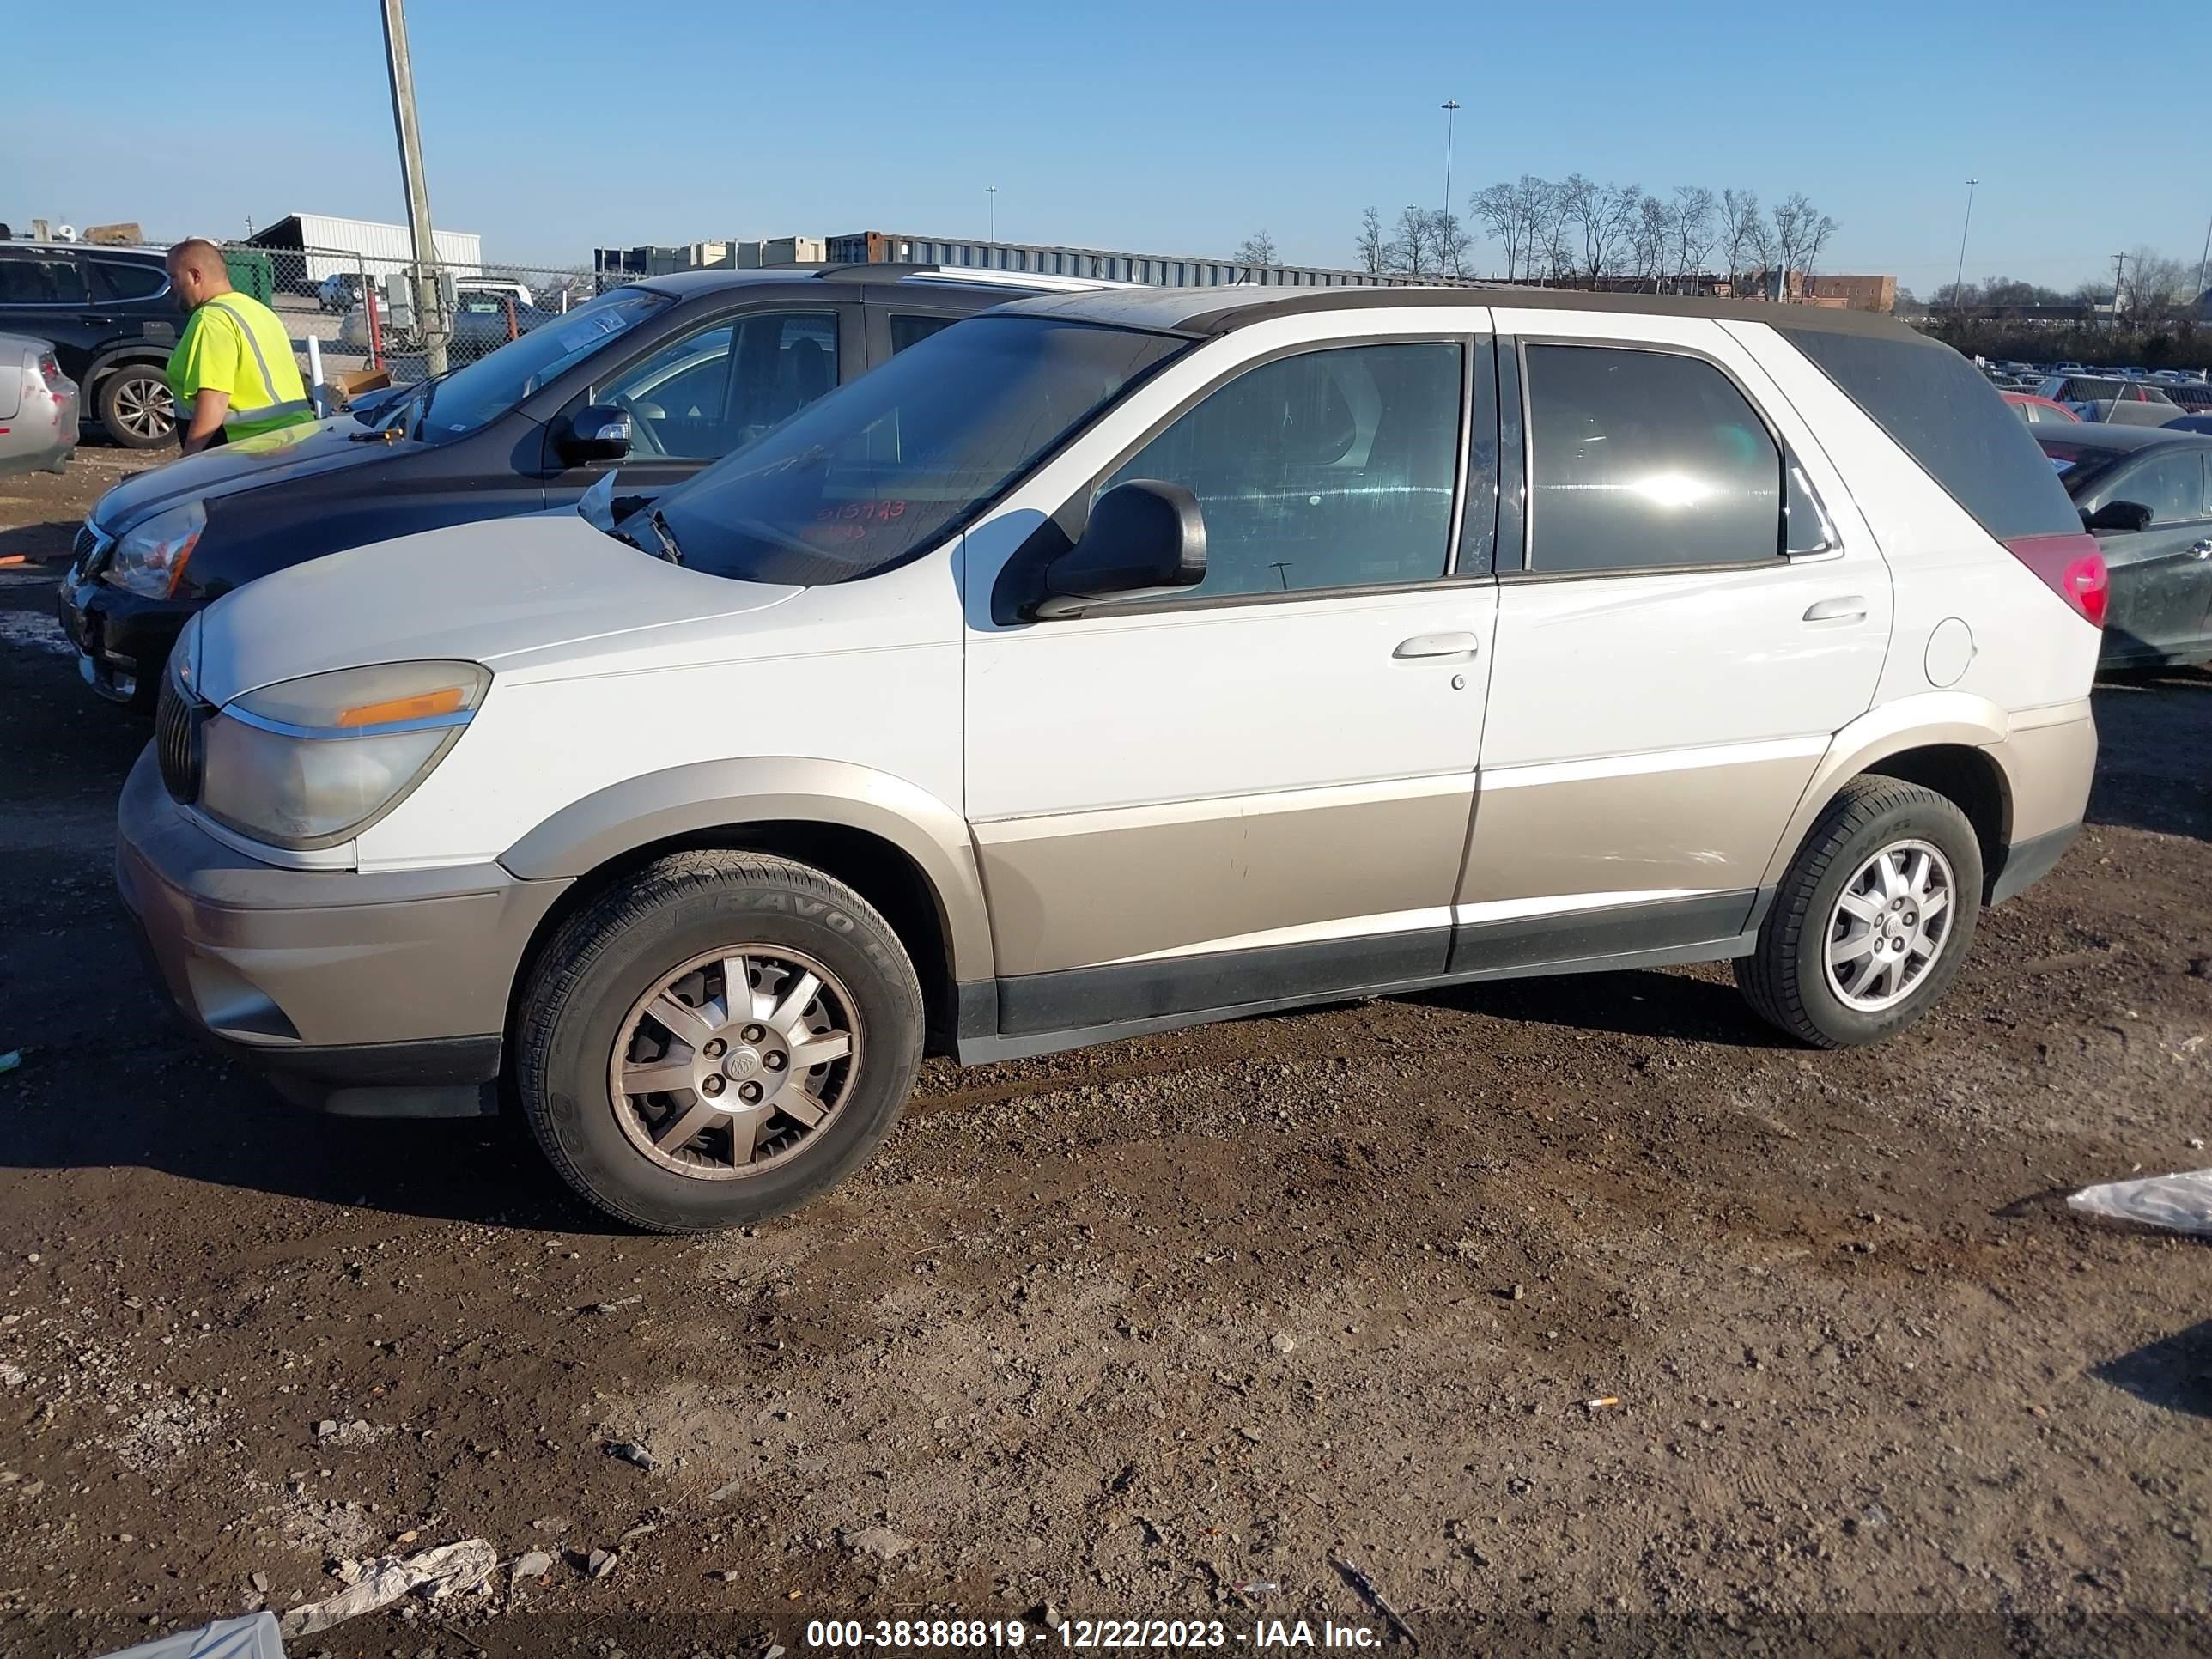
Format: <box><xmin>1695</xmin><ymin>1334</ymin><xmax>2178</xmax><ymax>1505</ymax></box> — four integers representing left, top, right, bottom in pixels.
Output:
<box><xmin>155</xmin><ymin>676</ymin><xmax>204</xmax><ymax>803</ymax></box>
<box><xmin>72</xmin><ymin>522</ymin><xmax>100</xmax><ymax>568</ymax></box>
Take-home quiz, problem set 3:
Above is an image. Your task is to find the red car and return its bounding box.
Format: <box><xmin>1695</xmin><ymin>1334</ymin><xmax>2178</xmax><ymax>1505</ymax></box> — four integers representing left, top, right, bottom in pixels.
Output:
<box><xmin>2002</xmin><ymin>392</ymin><xmax>2081</xmax><ymax>425</ymax></box>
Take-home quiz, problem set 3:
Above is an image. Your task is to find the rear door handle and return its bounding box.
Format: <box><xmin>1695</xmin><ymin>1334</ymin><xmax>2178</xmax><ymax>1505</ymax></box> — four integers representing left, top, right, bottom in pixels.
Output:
<box><xmin>1394</xmin><ymin>631</ymin><xmax>1480</xmax><ymax>659</ymax></box>
<box><xmin>1802</xmin><ymin>595</ymin><xmax>1868</xmax><ymax>623</ymax></box>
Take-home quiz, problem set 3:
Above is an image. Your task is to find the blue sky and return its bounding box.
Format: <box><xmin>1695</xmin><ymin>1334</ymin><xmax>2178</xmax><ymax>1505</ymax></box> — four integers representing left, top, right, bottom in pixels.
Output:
<box><xmin>12</xmin><ymin>0</ymin><xmax>2209</xmax><ymax>294</ymax></box>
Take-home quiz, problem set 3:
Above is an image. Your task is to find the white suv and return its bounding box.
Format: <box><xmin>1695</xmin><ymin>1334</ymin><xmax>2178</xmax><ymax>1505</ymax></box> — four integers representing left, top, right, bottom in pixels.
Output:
<box><xmin>120</xmin><ymin>287</ymin><xmax>2107</xmax><ymax>1231</ymax></box>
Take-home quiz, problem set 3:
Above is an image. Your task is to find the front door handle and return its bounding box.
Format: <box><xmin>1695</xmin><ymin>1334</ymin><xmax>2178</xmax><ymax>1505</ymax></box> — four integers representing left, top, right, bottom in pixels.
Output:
<box><xmin>1802</xmin><ymin>595</ymin><xmax>1869</xmax><ymax>623</ymax></box>
<box><xmin>1394</xmin><ymin>631</ymin><xmax>1480</xmax><ymax>659</ymax></box>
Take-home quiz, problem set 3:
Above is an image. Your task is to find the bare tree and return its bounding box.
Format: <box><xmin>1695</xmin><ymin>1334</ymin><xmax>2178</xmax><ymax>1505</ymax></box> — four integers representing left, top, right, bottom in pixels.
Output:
<box><xmin>1234</xmin><ymin>229</ymin><xmax>1279</xmax><ymax>269</ymax></box>
<box><xmin>2121</xmin><ymin>246</ymin><xmax>2191</xmax><ymax>319</ymax></box>
<box><xmin>1669</xmin><ymin>185</ymin><xmax>1717</xmax><ymax>291</ymax></box>
<box><xmin>1798</xmin><ymin>209</ymin><xmax>1837</xmax><ymax>287</ymax></box>
<box><xmin>1770</xmin><ymin>193</ymin><xmax>1820</xmax><ymax>300</ymax></box>
<box><xmin>1390</xmin><ymin>204</ymin><xmax>1437</xmax><ymax>278</ymax></box>
<box><xmin>1429</xmin><ymin>210</ymin><xmax>1472</xmax><ymax>280</ymax></box>
<box><xmin>1471</xmin><ymin>175</ymin><xmax>1554</xmax><ymax>282</ymax></box>
<box><xmin>1720</xmin><ymin>188</ymin><xmax>1762</xmax><ymax>293</ymax></box>
<box><xmin>1356</xmin><ymin>206</ymin><xmax>1389</xmax><ymax>276</ymax></box>
<box><xmin>1559</xmin><ymin>177</ymin><xmax>1642</xmax><ymax>285</ymax></box>
<box><xmin>1632</xmin><ymin>193</ymin><xmax>1674</xmax><ymax>291</ymax></box>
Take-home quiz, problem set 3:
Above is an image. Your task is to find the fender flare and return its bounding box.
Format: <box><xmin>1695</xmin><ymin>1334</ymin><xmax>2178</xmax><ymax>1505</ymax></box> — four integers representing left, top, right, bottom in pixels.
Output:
<box><xmin>1758</xmin><ymin>691</ymin><xmax>2015</xmax><ymax>890</ymax></box>
<box><xmin>83</xmin><ymin>343</ymin><xmax>172</xmax><ymax>392</ymax></box>
<box><xmin>498</xmin><ymin>756</ymin><xmax>995</xmax><ymax>982</ymax></box>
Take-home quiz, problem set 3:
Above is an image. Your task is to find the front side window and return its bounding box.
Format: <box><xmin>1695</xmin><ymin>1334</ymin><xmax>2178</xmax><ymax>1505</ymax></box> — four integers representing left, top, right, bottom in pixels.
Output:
<box><xmin>2117</xmin><ymin>453</ymin><xmax>2209</xmax><ymax>525</ymax></box>
<box><xmin>1101</xmin><ymin>342</ymin><xmax>1464</xmax><ymax>599</ymax></box>
<box><xmin>1523</xmin><ymin>344</ymin><xmax>1782</xmax><ymax>574</ymax></box>
<box><xmin>651</xmin><ymin>317</ymin><xmax>1185</xmax><ymax>585</ymax></box>
<box><xmin>599</xmin><ymin>311</ymin><xmax>837</xmax><ymax>460</ymax></box>
<box><xmin>418</xmin><ymin>288</ymin><xmax>672</xmax><ymax>440</ymax></box>
<box><xmin>0</xmin><ymin>256</ymin><xmax>90</xmax><ymax>306</ymax></box>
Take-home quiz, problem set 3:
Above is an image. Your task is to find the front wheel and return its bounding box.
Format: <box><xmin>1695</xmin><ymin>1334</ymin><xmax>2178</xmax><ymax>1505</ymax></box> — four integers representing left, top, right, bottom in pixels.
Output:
<box><xmin>513</xmin><ymin>851</ymin><xmax>924</xmax><ymax>1232</ymax></box>
<box><xmin>1736</xmin><ymin>777</ymin><xmax>1984</xmax><ymax>1048</ymax></box>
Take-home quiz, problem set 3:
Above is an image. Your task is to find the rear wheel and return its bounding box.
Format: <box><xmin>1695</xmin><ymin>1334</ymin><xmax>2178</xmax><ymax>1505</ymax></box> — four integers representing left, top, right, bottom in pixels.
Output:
<box><xmin>514</xmin><ymin>851</ymin><xmax>924</xmax><ymax>1232</ymax></box>
<box><xmin>1736</xmin><ymin>777</ymin><xmax>1984</xmax><ymax>1048</ymax></box>
<box><xmin>95</xmin><ymin>366</ymin><xmax>176</xmax><ymax>448</ymax></box>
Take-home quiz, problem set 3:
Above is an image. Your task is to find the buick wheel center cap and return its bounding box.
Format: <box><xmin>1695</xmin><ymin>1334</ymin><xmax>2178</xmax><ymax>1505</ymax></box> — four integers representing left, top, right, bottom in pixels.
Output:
<box><xmin>721</xmin><ymin>1047</ymin><xmax>763</xmax><ymax>1083</ymax></box>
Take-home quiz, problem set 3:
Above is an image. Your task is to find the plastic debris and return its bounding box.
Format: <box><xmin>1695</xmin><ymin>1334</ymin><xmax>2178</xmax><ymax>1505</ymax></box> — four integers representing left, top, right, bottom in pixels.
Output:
<box><xmin>95</xmin><ymin>1613</ymin><xmax>284</xmax><ymax>1659</ymax></box>
<box><xmin>604</xmin><ymin>1439</ymin><xmax>658</xmax><ymax>1471</ymax></box>
<box><xmin>1235</xmin><ymin>1581</ymin><xmax>1280</xmax><ymax>1598</ymax></box>
<box><xmin>2068</xmin><ymin>1169</ymin><xmax>2212</xmax><ymax>1237</ymax></box>
<box><xmin>0</xmin><ymin>1051</ymin><xmax>19</xmax><ymax>1075</ymax></box>
<box><xmin>277</xmin><ymin>1538</ymin><xmax>496</xmax><ymax>1639</ymax></box>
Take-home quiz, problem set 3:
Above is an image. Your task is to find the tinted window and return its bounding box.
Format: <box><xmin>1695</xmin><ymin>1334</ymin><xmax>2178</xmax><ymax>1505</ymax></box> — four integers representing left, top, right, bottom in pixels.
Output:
<box><xmin>1102</xmin><ymin>343</ymin><xmax>1462</xmax><ymax>599</ymax></box>
<box><xmin>890</xmin><ymin>313</ymin><xmax>959</xmax><ymax>353</ymax></box>
<box><xmin>652</xmin><ymin>317</ymin><xmax>1184</xmax><ymax>586</ymax></box>
<box><xmin>2118</xmin><ymin>454</ymin><xmax>2208</xmax><ymax>524</ymax></box>
<box><xmin>600</xmin><ymin>311</ymin><xmax>837</xmax><ymax>460</ymax></box>
<box><xmin>0</xmin><ymin>255</ymin><xmax>90</xmax><ymax>305</ymax></box>
<box><xmin>91</xmin><ymin>261</ymin><xmax>167</xmax><ymax>302</ymax></box>
<box><xmin>1524</xmin><ymin>345</ymin><xmax>1781</xmax><ymax>574</ymax></box>
<box><xmin>1787</xmin><ymin>330</ymin><xmax>2081</xmax><ymax>540</ymax></box>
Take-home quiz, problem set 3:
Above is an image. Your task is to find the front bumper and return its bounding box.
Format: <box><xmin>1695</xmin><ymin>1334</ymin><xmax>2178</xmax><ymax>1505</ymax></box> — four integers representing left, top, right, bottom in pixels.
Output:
<box><xmin>115</xmin><ymin>747</ymin><xmax>572</xmax><ymax>1115</ymax></box>
<box><xmin>58</xmin><ymin>563</ymin><xmax>195</xmax><ymax>706</ymax></box>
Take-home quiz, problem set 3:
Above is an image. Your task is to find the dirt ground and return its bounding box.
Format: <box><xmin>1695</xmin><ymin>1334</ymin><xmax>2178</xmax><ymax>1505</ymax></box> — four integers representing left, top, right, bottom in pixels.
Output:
<box><xmin>1</xmin><ymin>453</ymin><xmax>2209</xmax><ymax>1659</ymax></box>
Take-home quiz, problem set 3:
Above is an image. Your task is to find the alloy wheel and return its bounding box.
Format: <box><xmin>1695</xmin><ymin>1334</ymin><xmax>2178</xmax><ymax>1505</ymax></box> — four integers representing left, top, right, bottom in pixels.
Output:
<box><xmin>112</xmin><ymin>374</ymin><xmax>175</xmax><ymax>441</ymax></box>
<box><xmin>1823</xmin><ymin>838</ymin><xmax>1955</xmax><ymax>1013</ymax></box>
<box><xmin>606</xmin><ymin>946</ymin><xmax>862</xmax><ymax>1179</ymax></box>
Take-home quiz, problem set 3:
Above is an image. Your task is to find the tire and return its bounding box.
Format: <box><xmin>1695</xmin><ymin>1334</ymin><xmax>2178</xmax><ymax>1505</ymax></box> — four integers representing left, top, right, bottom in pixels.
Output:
<box><xmin>95</xmin><ymin>365</ymin><xmax>177</xmax><ymax>448</ymax></box>
<box><xmin>514</xmin><ymin>851</ymin><xmax>924</xmax><ymax>1233</ymax></box>
<box><xmin>1735</xmin><ymin>776</ymin><xmax>1984</xmax><ymax>1048</ymax></box>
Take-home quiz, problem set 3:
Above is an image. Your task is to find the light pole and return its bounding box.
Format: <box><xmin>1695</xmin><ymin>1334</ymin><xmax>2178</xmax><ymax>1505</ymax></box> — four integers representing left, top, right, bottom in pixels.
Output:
<box><xmin>2112</xmin><ymin>251</ymin><xmax>2128</xmax><ymax>325</ymax></box>
<box><xmin>1950</xmin><ymin>177</ymin><xmax>1977</xmax><ymax>313</ymax></box>
<box><xmin>1440</xmin><ymin>100</ymin><xmax>1461</xmax><ymax>215</ymax></box>
<box><xmin>2195</xmin><ymin>211</ymin><xmax>2209</xmax><ymax>305</ymax></box>
<box><xmin>986</xmin><ymin>185</ymin><xmax>998</xmax><ymax>243</ymax></box>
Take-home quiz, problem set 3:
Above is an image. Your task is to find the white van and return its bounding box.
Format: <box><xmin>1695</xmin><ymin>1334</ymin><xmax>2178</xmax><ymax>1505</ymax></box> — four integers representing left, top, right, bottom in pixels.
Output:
<box><xmin>121</xmin><ymin>286</ymin><xmax>2106</xmax><ymax>1231</ymax></box>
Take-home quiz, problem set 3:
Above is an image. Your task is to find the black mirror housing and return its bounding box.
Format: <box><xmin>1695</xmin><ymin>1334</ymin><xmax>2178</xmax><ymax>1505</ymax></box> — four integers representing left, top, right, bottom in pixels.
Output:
<box><xmin>2084</xmin><ymin>500</ymin><xmax>2153</xmax><ymax>534</ymax></box>
<box><xmin>1039</xmin><ymin>479</ymin><xmax>1206</xmax><ymax>614</ymax></box>
<box><xmin>558</xmin><ymin>404</ymin><xmax>631</xmax><ymax>465</ymax></box>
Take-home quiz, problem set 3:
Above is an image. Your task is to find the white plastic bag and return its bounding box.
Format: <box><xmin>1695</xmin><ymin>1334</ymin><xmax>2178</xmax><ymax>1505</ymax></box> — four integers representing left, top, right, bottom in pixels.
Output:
<box><xmin>2068</xmin><ymin>1169</ymin><xmax>2212</xmax><ymax>1236</ymax></box>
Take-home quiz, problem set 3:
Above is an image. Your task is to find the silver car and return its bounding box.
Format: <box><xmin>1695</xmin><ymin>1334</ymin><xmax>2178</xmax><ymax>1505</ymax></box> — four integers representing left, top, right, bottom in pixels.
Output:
<box><xmin>0</xmin><ymin>331</ymin><xmax>78</xmax><ymax>477</ymax></box>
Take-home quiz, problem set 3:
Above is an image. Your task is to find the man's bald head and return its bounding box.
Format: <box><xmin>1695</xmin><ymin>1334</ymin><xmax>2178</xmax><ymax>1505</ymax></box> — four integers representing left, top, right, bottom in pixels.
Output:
<box><xmin>165</xmin><ymin>239</ymin><xmax>232</xmax><ymax>309</ymax></box>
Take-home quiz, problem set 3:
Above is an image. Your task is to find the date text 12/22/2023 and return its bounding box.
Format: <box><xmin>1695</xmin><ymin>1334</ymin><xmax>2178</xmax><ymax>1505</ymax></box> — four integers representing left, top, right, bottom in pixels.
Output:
<box><xmin>802</xmin><ymin>1618</ymin><xmax>1387</xmax><ymax>1650</ymax></box>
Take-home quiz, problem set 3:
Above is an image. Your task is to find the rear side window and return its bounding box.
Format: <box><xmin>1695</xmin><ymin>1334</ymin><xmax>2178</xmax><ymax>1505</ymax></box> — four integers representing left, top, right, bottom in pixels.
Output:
<box><xmin>0</xmin><ymin>255</ymin><xmax>91</xmax><ymax>305</ymax></box>
<box><xmin>91</xmin><ymin>261</ymin><xmax>167</xmax><ymax>301</ymax></box>
<box><xmin>1786</xmin><ymin>329</ymin><xmax>2081</xmax><ymax>539</ymax></box>
<box><xmin>1523</xmin><ymin>344</ymin><xmax>1782</xmax><ymax>574</ymax></box>
<box><xmin>890</xmin><ymin>313</ymin><xmax>958</xmax><ymax>353</ymax></box>
<box><xmin>2119</xmin><ymin>453</ymin><xmax>2209</xmax><ymax>525</ymax></box>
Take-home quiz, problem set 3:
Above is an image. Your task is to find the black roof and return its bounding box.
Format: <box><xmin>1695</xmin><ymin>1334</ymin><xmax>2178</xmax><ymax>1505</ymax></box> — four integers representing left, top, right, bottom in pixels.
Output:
<box><xmin>2033</xmin><ymin>424</ymin><xmax>2212</xmax><ymax>456</ymax></box>
<box><xmin>999</xmin><ymin>282</ymin><xmax>1935</xmax><ymax>345</ymax></box>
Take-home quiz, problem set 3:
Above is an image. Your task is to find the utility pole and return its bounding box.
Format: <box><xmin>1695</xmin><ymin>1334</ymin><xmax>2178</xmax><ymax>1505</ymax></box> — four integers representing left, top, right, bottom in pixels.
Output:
<box><xmin>1440</xmin><ymin>100</ymin><xmax>1461</xmax><ymax>216</ymax></box>
<box><xmin>2195</xmin><ymin>212</ymin><xmax>2209</xmax><ymax>307</ymax></box>
<box><xmin>381</xmin><ymin>0</ymin><xmax>448</xmax><ymax>376</ymax></box>
<box><xmin>1950</xmin><ymin>178</ymin><xmax>1977</xmax><ymax>313</ymax></box>
<box><xmin>2112</xmin><ymin>251</ymin><xmax>2128</xmax><ymax>326</ymax></box>
<box><xmin>986</xmin><ymin>185</ymin><xmax>999</xmax><ymax>243</ymax></box>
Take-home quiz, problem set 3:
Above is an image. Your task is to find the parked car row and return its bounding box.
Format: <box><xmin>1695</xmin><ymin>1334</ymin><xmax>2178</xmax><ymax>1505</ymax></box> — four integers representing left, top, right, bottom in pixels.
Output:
<box><xmin>0</xmin><ymin>239</ymin><xmax>181</xmax><ymax>447</ymax></box>
<box><xmin>71</xmin><ymin>277</ymin><xmax>2115</xmax><ymax>1231</ymax></box>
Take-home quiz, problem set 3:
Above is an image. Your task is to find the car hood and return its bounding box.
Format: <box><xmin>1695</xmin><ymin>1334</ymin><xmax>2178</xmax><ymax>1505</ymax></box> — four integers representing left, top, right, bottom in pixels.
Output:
<box><xmin>91</xmin><ymin>416</ymin><xmax>414</xmax><ymax>532</ymax></box>
<box><xmin>196</xmin><ymin>514</ymin><xmax>801</xmax><ymax>704</ymax></box>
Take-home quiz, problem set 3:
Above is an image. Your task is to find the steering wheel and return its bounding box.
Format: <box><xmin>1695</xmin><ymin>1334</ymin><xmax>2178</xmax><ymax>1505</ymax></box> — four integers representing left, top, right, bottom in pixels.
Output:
<box><xmin>611</xmin><ymin>392</ymin><xmax>666</xmax><ymax>459</ymax></box>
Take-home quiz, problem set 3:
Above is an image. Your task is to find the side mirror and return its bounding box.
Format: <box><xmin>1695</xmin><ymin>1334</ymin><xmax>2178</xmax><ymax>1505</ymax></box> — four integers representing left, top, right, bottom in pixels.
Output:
<box><xmin>557</xmin><ymin>404</ymin><xmax>630</xmax><ymax>465</ymax></box>
<box><xmin>1036</xmin><ymin>479</ymin><xmax>1206</xmax><ymax>617</ymax></box>
<box><xmin>2084</xmin><ymin>500</ymin><xmax>2153</xmax><ymax>534</ymax></box>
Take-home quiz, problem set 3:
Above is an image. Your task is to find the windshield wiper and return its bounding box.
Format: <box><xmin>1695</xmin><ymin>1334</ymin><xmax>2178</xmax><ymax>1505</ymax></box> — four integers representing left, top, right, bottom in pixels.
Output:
<box><xmin>612</xmin><ymin>506</ymin><xmax>684</xmax><ymax>565</ymax></box>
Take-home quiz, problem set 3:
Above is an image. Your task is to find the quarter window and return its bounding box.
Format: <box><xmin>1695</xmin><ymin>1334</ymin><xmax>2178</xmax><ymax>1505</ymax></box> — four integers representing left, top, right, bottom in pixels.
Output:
<box><xmin>1101</xmin><ymin>342</ymin><xmax>1464</xmax><ymax>599</ymax></box>
<box><xmin>91</xmin><ymin>261</ymin><xmax>167</xmax><ymax>302</ymax></box>
<box><xmin>1524</xmin><ymin>344</ymin><xmax>1783</xmax><ymax>574</ymax></box>
<box><xmin>890</xmin><ymin>313</ymin><xmax>958</xmax><ymax>354</ymax></box>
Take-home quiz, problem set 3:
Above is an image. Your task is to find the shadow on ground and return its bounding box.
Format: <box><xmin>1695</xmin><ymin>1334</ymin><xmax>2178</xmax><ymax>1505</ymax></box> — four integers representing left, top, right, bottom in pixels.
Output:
<box><xmin>2095</xmin><ymin>1320</ymin><xmax>2212</xmax><ymax>1419</ymax></box>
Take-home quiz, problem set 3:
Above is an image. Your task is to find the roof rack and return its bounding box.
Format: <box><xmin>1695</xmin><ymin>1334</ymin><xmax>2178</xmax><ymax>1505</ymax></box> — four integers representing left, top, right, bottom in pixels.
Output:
<box><xmin>811</xmin><ymin>262</ymin><xmax>939</xmax><ymax>283</ymax></box>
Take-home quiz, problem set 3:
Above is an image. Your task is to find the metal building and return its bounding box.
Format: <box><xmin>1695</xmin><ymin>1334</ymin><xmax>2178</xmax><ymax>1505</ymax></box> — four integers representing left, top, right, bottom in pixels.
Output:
<box><xmin>827</xmin><ymin>231</ymin><xmax>1420</xmax><ymax>289</ymax></box>
<box><xmin>245</xmin><ymin>214</ymin><xmax>484</xmax><ymax>289</ymax></box>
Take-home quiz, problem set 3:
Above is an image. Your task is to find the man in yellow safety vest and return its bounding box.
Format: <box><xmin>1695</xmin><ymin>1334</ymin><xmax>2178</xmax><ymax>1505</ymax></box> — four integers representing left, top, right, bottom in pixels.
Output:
<box><xmin>162</xmin><ymin>239</ymin><xmax>315</xmax><ymax>454</ymax></box>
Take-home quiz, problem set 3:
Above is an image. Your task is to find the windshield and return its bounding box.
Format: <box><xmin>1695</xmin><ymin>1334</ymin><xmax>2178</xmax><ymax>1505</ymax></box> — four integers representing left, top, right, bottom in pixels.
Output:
<box><xmin>416</xmin><ymin>289</ymin><xmax>672</xmax><ymax>440</ymax></box>
<box><xmin>651</xmin><ymin>317</ymin><xmax>1188</xmax><ymax>585</ymax></box>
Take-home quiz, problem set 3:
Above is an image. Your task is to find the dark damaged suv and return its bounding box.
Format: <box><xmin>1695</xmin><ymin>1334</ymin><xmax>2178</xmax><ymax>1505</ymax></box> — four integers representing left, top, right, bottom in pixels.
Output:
<box><xmin>58</xmin><ymin>264</ymin><xmax>1087</xmax><ymax>707</ymax></box>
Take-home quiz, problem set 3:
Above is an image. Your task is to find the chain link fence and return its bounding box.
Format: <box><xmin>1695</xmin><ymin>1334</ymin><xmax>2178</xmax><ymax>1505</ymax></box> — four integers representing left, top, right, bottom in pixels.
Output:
<box><xmin>223</xmin><ymin>242</ymin><xmax>618</xmax><ymax>388</ymax></box>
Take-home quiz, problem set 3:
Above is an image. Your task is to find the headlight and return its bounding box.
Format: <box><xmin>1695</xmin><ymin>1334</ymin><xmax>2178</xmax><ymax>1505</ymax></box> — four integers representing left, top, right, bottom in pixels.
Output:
<box><xmin>198</xmin><ymin>660</ymin><xmax>490</xmax><ymax>848</ymax></box>
<box><xmin>105</xmin><ymin>500</ymin><xmax>206</xmax><ymax>599</ymax></box>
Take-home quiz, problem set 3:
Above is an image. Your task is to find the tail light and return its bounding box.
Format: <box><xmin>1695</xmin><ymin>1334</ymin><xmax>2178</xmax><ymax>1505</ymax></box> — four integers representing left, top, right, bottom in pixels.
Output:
<box><xmin>2004</xmin><ymin>532</ymin><xmax>2107</xmax><ymax>629</ymax></box>
<box><xmin>35</xmin><ymin>349</ymin><xmax>68</xmax><ymax>395</ymax></box>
